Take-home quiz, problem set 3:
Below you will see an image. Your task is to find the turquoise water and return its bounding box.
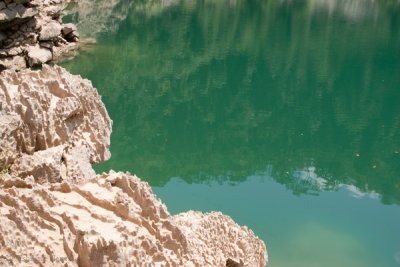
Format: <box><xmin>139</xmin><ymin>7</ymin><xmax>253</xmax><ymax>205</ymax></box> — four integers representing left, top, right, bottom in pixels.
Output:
<box><xmin>62</xmin><ymin>1</ymin><xmax>400</xmax><ymax>266</ymax></box>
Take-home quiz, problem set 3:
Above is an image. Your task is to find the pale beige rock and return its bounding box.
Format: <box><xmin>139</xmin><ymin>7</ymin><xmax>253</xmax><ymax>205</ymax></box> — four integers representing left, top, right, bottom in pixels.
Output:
<box><xmin>61</xmin><ymin>23</ymin><xmax>77</xmax><ymax>36</ymax></box>
<box><xmin>0</xmin><ymin>172</ymin><xmax>268</xmax><ymax>266</ymax></box>
<box><xmin>0</xmin><ymin>55</ymin><xmax>26</xmax><ymax>70</ymax></box>
<box><xmin>61</xmin><ymin>145</ymin><xmax>96</xmax><ymax>182</ymax></box>
<box><xmin>0</xmin><ymin>5</ymin><xmax>38</xmax><ymax>24</ymax></box>
<box><xmin>27</xmin><ymin>45</ymin><xmax>52</xmax><ymax>65</ymax></box>
<box><xmin>38</xmin><ymin>20</ymin><xmax>62</xmax><ymax>40</ymax></box>
<box><xmin>174</xmin><ymin>211</ymin><xmax>267</xmax><ymax>266</ymax></box>
<box><xmin>11</xmin><ymin>145</ymin><xmax>64</xmax><ymax>183</ymax></box>
<box><xmin>0</xmin><ymin>65</ymin><xmax>112</xmax><ymax>183</ymax></box>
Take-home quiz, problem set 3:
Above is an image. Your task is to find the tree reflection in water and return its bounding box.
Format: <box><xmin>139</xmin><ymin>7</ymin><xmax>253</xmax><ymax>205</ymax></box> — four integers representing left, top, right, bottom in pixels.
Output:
<box><xmin>62</xmin><ymin>0</ymin><xmax>400</xmax><ymax>204</ymax></box>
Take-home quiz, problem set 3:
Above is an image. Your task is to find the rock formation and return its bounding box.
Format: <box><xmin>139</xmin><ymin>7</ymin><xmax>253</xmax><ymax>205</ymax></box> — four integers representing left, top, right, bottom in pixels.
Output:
<box><xmin>0</xmin><ymin>172</ymin><xmax>267</xmax><ymax>266</ymax></box>
<box><xmin>0</xmin><ymin>65</ymin><xmax>268</xmax><ymax>266</ymax></box>
<box><xmin>0</xmin><ymin>0</ymin><xmax>80</xmax><ymax>71</ymax></box>
<box><xmin>0</xmin><ymin>65</ymin><xmax>112</xmax><ymax>183</ymax></box>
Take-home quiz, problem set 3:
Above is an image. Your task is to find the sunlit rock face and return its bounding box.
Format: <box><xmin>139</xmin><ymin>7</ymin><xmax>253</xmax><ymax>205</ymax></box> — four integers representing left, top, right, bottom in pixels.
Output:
<box><xmin>0</xmin><ymin>65</ymin><xmax>112</xmax><ymax>183</ymax></box>
<box><xmin>0</xmin><ymin>172</ymin><xmax>267</xmax><ymax>266</ymax></box>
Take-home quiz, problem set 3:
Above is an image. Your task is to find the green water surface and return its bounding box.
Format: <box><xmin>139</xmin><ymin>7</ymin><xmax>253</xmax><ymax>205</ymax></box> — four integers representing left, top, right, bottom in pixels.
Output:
<box><xmin>62</xmin><ymin>0</ymin><xmax>400</xmax><ymax>266</ymax></box>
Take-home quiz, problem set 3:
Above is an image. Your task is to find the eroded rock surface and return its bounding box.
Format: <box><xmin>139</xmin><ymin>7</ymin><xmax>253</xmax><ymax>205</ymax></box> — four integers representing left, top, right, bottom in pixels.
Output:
<box><xmin>0</xmin><ymin>172</ymin><xmax>267</xmax><ymax>266</ymax></box>
<box><xmin>0</xmin><ymin>65</ymin><xmax>111</xmax><ymax>183</ymax></box>
<box><xmin>0</xmin><ymin>0</ymin><xmax>80</xmax><ymax>70</ymax></box>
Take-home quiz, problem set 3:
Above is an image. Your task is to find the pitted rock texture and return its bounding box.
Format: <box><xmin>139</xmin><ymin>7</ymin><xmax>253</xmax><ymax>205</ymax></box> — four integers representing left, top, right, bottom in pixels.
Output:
<box><xmin>0</xmin><ymin>0</ymin><xmax>79</xmax><ymax>70</ymax></box>
<box><xmin>0</xmin><ymin>172</ymin><xmax>268</xmax><ymax>266</ymax></box>
<box><xmin>174</xmin><ymin>211</ymin><xmax>266</xmax><ymax>266</ymax></box>
<box><xmin>0</xmin><ymin>65</ymin><xmax>112</xmax><ymax>183</ymax></box>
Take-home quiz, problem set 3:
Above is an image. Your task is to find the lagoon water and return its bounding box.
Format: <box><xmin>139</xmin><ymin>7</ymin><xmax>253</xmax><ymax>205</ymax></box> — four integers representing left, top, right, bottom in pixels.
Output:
<box><xmin>62</xmin><ymin>1</ymin><xmax>400</xmax><ymax>266</ymax></box>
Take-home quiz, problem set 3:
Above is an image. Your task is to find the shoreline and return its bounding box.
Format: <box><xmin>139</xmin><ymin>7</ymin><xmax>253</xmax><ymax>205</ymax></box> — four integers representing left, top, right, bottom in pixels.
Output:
<box><xmin>0</xmin><ymin>1</ymin><xmax>268</xmax><ymax>266</ymax></box>
<box><xmin>0</xmin><ymin>0</ymin><xmax>80</xmax><ymax>70</ymax></box>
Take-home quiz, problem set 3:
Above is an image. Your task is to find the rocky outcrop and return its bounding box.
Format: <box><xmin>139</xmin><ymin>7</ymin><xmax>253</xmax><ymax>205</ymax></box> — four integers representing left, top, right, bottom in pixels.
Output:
<box><xmin>0</xmin><ymin>172</ymin><xmax>267</xmax><ymax>266</ymax></box>
<box><xmin>0</xmin><ymin>65</ymin><xmax>112</xmax><ymax>183</ymax></box>
<box><xmin>0</xmin><ymin>0</ymin><xmax>79</xmax><ymax>70</ymax></box>
<box><xmin>1</xmin><ymin>1</ymin><xmax>269</xmax><ymax>262</ymax></box>
<box><xmin>0</xmin><ymin>64</ymin><xmax>268</xmax><ymax>266</ymax></box>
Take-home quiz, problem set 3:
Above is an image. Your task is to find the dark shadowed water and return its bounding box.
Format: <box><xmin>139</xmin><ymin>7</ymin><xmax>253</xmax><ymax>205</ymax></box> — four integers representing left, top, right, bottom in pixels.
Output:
<box><xmin>62</xmin><ymin>0</ymin><xmax>400</xmax><ymax>266</ymax></box>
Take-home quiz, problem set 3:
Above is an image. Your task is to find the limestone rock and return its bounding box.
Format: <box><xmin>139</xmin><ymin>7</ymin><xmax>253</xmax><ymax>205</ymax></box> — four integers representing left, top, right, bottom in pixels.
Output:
<box><xmin>0</xmin><ymin>55</ymin><xmax>26</xmax><ymax>70</ymax></box>
<box><xmin>174</xmin><ymin>211</ymin><xmax>267</xmax><ymax>266</ymax></box>
<box><xmin>61</xmin><ymin>145</ymin><xmax>96</xmax><ymax>182</ymax></box>
<box><xmin>0</xmin><ymin>0</ymin><xmax>79</xmax><ymax>70</ymax></box>
<box><xmin>11</xmin><ymin>145</ymin><xmax>64</xmax><ymax>183</ymax></box>
<box><xmin>61</xmin><ymin>23</ymin><xmax>77</xmax><ymax>36</ymax></box>
<box><xmin>0</xmin><ymin>172</ymin><xmax>268</xmax><ymax>266</ymax></box>
<box><xmin>0</xmin><ymin>5</ymin><xmax>38</xmax><ymax>25</ymax></box>
<box><xmin>0</xmin><ymin>65</ymin><xmax>112</xmax><ymax>183</ymax></box>
<box><xmin>0</xmin><ymin>113</ymin><xmax>22</xmax><ymax>165</ymax></box>
<box><xmin>27</xmin><ymin>45</ymin><xmax>52</xmax><ymax>65</ymax></box>
<box><xmin>1</xmin><ymin>46</ymin><xmax>23</xmax><ymax>56</ymax></box>
<box><xmin>38</xmin><ymin>20</ymin><xmax>61</xmax><ymax>40</ymax></box>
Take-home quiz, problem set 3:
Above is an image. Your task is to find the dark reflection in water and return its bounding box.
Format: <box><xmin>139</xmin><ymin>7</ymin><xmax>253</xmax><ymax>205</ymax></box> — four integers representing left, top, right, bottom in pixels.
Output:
<box><xmin>62</xmin><ymin>0</ymin><xmax>400</xmax><ymax>204</ymax></box>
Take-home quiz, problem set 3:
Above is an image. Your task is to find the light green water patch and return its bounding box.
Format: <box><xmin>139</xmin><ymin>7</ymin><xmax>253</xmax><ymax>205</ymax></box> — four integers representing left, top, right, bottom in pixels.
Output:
<box><xmin>282</xmin><ymin>222</ymin><xmax>367</xmax><ymax>266</ymax></box>
<box><xmin>61</xmin><ymin>0</ymin><xmax>400</xmax><ymax>265</ymax></box>
<box><xmin>153</xmin><ymin>173</ymin><xmax>400</xmax><ymax>267</ymax></box>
